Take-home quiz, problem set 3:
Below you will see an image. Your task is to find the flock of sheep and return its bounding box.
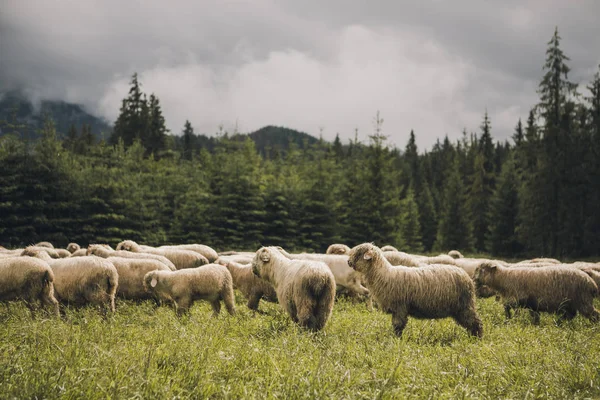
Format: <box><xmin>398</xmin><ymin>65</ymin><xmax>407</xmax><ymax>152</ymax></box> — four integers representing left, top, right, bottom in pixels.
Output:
<box><xmin>1</xmin><ymin>240</ymin><xmax>599</xmax><ymax>337</ymax></box>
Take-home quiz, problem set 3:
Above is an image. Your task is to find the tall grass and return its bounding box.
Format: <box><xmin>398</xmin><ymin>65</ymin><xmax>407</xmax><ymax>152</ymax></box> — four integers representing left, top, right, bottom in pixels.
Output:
<box><xmin>1</xmin><ymin>294</ymin><xmax>599</xmax><ymax>399</ymax></box>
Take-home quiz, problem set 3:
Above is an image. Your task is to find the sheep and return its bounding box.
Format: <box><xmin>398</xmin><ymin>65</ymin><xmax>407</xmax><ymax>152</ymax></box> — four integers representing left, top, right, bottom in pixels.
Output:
<box><xmin>216</xmin><ymin>255</ymin><xmax>254</xmax><ymax>266</ymax></box>
<box><xmin>106</xmin><ymin>257</ymin><xmax>172</xmax><ymax>301</ymax></box>
<box><xmin>35</xmin><ymin>241</ymin><xmax>54</xmax><ymax>249</ymax></box>
<box><xmin>0</xmin><ymin>256</ymin><xmax>59</xmax><ymax>317</ymax></box>
<box><xmin>252</xmin><ymin>247</ymin><xmax>336</xmax><ymax>331</ymax></box>
<box><xmin>116</xmin><ymin>240</ymin><xmax>208</xmax><ymax>269</ymax></box>
<box><xmin>70</xmin><ymin>249</ymin><xmax>88</xmax><ymax>257</ymax></box>
<box><xmin>218</xmin><ymin>251</ymin><xmax>257</xmax><ymax>257</ymax></box>
<box><xmin>67</xmin><ymin>243</ymin><xmax>80</xmax><ymax>253</ymax></box>
<box><xmin>223</xmin><ymin>260</ymin><xmax>277</xmax><ymax>312</ymax></box>
<box><xmin>473</xmin><ymin>263</ymin><xmax>599</xmax><ymax>324</ymax></box>
<box><xmin>381</xmin><ymin>245</ymin><xmax>399</xmax><ymax>252</ymax></box>
<box><xmin>383</xmin><ymin>251</ymin><xmax>458</xmax><ymax>267</ymax></box>
<box><xmin>453</xmin><ymin>258</ymin><xmax>503</xmax><ymax>298</ymax></box>
<box><xmin>326</xmin><ymin>244</ymin><xmax>351</xmax><ymax>255</ymax></box>
<box><xmin>158</xmin><ymin>244</ymin><xmax>219</xmax><ymax>263</ymax></box>
<box><xmin>448</xmin><ymin>250</ymin><xmax>464</xmax><ymax>259</ymax></box>
<box><xmin>22</xmin><ymin>248</ymin><xmax>118</xmax><ymax>314</ymax></box>
<box><xmin>143</xmin><ymin>264</ymin><xmax>236</xmax><ymax>317</ymax></box>
<box><xmin>276</xmin><ymin>248</ymin><xmax>371</xmax><ymax>307</ymax></box>
<box><xmin>55</xmin><ymin>249</ymin><xmax>71</xmax><ymax>258</ymax></box>
<box><xmin>347</xmin><ymin>243</ymin><xmax>483</xmax><ymax>338</ymax></box>
<box><xmin>516</xmin><ymin>258</ymin><xmax>561</xmax><ymax>265</ymax></box>
<box><xmin>87</xmin><ymin>244</ymin><xmax>176</xmax><ymax>271</ymax></box>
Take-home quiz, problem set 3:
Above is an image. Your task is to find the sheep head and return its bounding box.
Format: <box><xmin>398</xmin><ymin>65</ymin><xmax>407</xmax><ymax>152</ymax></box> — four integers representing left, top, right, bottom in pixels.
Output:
<box><xmin>348</xmin><ymin>243</ymin><xmax>379</xmax><ymax>274</ymax></box>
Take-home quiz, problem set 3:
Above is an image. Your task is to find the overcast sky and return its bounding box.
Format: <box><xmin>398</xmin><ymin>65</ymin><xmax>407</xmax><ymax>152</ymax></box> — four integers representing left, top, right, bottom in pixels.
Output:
<box><xmin>1</xmin><ymin>1</ymin><xmax>599</xmax><ymax>150</ymax></box>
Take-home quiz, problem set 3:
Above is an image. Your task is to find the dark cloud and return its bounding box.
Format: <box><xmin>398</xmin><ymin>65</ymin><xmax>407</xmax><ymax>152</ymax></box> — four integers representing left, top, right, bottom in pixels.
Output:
<box><xmin>1</xmin><ymin>0</ymin><xmax>598</xmax><ymax>150</ymax></box>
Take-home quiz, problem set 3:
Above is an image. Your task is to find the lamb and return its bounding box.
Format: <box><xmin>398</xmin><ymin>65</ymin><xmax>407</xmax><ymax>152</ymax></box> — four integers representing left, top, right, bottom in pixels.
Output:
<box><xmin>87</xmin><ymin>244</ymin><xmax>176</xmax><ymax>271</ymax></box>
<box><xmin>116</xmin><ymin>240</ymin><xmax>208</xmax><ymax>269</ymax></box>
<box><xmin>106</xmin><ymin>257</ymin><xmax>172</xmax><ymax>301</ymax></box>
<box><xmin>326</xmin><ymin>244</ymin><xmax>351</xmax><ymax>255</ymax></box>
<box><xmin>448</xmin><ymin>250</ymin><xmax>464</xmax><ymax>259</ymax></box>
<box><xmin>347</xmin><ymin>243</ymin><xmax>483</xmax><ymax>337</ymax></box>
<box><xmin>143</xmin><ymin>264</ymin><xmax>236</xmax><ymax>316</ymax></box>
<box><xmin>0</xmin><ymin>256</ymin><xmax>59</xmax><ymax>317</ymax></box>
<box><xmin>276</xmin><ymin>248</ymin><xmax>371</xmax><ymax>306</ymax></box>
<box><xmin>252</xmin><ymin>247</ymin><xmax>336</xmax><ymax>331</ymax></box>
<box><xmin>473</xmin><ymin>263</ymin><xmax>599</xmax><ymax>324</ymax></box>
<box><xmin>67</xmin><ymin>243</ymin><xmax>80</xmax><ymax>253</ymax></box>
<box><xmin>381</xmin><ymin>245</ymin><xmax>399</xmax><ymax>252</ymax></box>
<box><xmin>157</xmin><ymin>244</ymin><xmax>219</xmax><ymax>263</ymax></box>
<box><xmin>223</xmin><ymin>260</ymin><xmax>277</xmax><ymax>312</ymax></box>
<box><xmin>22</xmin><ymin>247</ymin><xmax>118</xmax><ymax>314</ymax></box>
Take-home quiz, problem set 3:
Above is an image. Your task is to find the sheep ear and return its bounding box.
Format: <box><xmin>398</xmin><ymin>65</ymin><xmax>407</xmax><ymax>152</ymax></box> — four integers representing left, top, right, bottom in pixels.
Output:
<box><xmin>150</xmin><ymin>277</ymin><xmax>158</xmax><ymax>287</ymax></box>
<box><xmin>260</xmin><ymin>250</ymin><xmax>270</xmax><ymax>263</ymax></box>
<box><xmin>363</xmin><ymin>250</ymin><xmax>373</xmax><ymax>260</ymax></box>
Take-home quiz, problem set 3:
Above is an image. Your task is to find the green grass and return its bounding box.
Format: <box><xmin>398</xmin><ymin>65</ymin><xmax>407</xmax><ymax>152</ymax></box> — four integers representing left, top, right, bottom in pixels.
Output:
<box><xmin>1</xmin><ymin>294</ymin><xmax>599</xmax><ymax>399</ymax></box>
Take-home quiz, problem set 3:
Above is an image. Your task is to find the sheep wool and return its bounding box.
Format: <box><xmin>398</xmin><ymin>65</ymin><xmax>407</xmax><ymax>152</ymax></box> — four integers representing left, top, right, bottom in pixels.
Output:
<box><xmin>348</xmin><ymin>243</ymin><xmax>483</xmax><ymax>338</ymax></box>
<box><xmin>252</xmin><ymin>247</ymin><xmax>336</xmax><ymax>331</ymax></box>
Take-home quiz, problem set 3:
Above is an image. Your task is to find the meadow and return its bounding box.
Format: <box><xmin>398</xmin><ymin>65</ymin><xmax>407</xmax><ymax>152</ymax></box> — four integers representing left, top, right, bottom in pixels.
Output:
<box><xmin>1</xmin><ymin>292</ymin><xmax>599</xmax><ymax>399</ymax></box>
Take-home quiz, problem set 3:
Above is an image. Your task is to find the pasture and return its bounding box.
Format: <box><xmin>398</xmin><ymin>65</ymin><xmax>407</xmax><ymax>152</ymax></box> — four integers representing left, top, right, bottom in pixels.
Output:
<box><xmin>1</xmin><ymin>293</ymin><xmax>599</xmax><ymax>399</ymax></box>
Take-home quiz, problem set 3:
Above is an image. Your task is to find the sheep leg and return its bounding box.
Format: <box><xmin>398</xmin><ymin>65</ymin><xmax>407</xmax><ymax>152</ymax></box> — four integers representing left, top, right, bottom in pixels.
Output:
<box><xmin>175</xmin><ymin>297</ymin><xmax>191</xmax><ymax>317</ymax></box>
<box><xmin>247</xmin><ymin>293</ymin><xmax>262</xmax><ymax>313</ymax></box>
<box><xmin>391</xmin><ymin>310</ymin><xmax>408</xmax><ymax>337</ymax></box>
<box><xmin>504</xmin><ymin>304</ymin><xmax>513</xmax><ymax>320</ymax></box>
<box><xmin>210</xmin><ymin>300</ymin><xmax>222</xmax><ymax>317</ymax></box>
<box><xmin>296</xmin><ymin>299</ymin><xmax>317</xmax><ymax>330</ymax></box>
<box><xmin>454</xmin><ymin>309</ymin><xmax>483</xmax><ymax>338</ymax></box>
<box><xmin>579</xmin><ymin>304</ymin><xmax>600</xmax><ymax>323</ymax></box>
<box><xmin>528</xmin><ymin>309</ymin><xmax>541</xmax><ymax>325</ymax></box>
<box><xmin>25</xmin><ymin>301</ymin><xmax>38</xmax><ymax>319</ymax></box>
<box><xmin>222</xmin><ymin>290</ymin><xmax>236</xmax><ymax>316</ymax></box>
<box><xmin>40</xmin><ymin>294</ymin><xmax>60</xmax><ymax>317</ymax></box>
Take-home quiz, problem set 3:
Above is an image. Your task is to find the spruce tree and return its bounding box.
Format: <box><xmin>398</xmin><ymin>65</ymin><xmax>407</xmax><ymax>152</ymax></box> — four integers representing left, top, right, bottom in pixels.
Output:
<box><xmin>487</xmin><ymin>155</ymin><xmax>522</xmax><ymax>256</ymax></box>
<box><xmin>182</xmin><ymin>120</ymin><xmax>195</xmax><ymax>161</ymax></box>
<box><xmin>400</xmin><ymin>187</ymin><xmax>423</xmax><ymax>253</ymax></box>
<box><xmin>435</xmin><ymin>157</ymin><xmax>474</xmax><ymax>252</ymax></box>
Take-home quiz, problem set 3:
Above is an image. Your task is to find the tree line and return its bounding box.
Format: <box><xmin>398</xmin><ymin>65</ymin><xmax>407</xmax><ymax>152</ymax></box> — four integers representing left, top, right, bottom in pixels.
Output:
<box><xmin>0</xmin><ymin>28</ymin><xmax>599</xmax><ymax>257</ymax></box>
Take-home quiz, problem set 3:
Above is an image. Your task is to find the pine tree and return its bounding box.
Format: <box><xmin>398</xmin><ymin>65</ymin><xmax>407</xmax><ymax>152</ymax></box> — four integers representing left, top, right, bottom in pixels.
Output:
<box><xmin>399</xmin><ymin>187</ymin><xmax>423</xmax><ymax>252</ymax></box>
<box><xmin>110</xmin><ymin>73</ymin><xmax>147</xmax><ymax>147</ymax></box>
<box><xmin>182</xmin><ymin>120</ymin><xmax>195</xmax><ymax>161</ymax></box>
<box><xmin>487</xmin><ymin>155</ymin><xmax>522</xmax><ymax>256</ymax></box>
<box><xmin>146</xmin><ymin>93</ymin><xmax>167</xmax><ymax>157</ymax></box>
<box><xmin>435</xmin><ymin>157</ymin><xmax>474</xmax><ymax>252</ymax></box>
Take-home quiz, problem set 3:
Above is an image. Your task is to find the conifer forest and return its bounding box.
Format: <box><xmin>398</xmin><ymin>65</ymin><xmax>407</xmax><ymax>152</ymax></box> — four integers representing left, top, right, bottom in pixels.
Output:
<box><xmin>1</xmin><ymin>29</ymin><xmax>599</xmax><ymax>259</ymax></box>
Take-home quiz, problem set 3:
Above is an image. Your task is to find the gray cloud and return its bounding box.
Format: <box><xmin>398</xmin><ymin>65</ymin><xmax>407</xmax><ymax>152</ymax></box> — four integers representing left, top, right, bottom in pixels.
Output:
<box><xmin>1</xmin><ymin>0</ymin><xmax>599</xmax><ymax>150</ymax></box>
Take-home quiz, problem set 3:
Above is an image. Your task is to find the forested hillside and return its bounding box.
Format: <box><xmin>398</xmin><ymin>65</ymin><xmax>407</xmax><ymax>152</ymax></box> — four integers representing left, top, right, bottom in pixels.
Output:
<box><xmin>1</xmin><ymin>29</ymin><xmax>599</xmax><ymax>257</ymax></box>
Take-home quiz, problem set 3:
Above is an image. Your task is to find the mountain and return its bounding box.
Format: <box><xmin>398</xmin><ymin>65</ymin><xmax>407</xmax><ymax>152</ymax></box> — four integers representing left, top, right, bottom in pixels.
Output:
<box><xmin>0</xmin><ymin>90</ymin><xmax>112</xmax><ymax>140</ymax></box>
<box><xmin>244</xmin><ymin>125</ymin><xmax>320</xmax><ymax>156</ymax></box>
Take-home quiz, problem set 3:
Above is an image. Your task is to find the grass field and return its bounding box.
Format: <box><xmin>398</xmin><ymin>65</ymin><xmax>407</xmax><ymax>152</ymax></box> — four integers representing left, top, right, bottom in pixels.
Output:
<box><xmin>1</xmin><ymin>293</ymin><xmax>599</xmax><ymax>399</ymax></box>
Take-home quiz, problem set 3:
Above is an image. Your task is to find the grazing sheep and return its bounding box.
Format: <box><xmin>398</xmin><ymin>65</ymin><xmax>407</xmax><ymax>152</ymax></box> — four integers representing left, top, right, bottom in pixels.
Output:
<box><xmin>116</xmin><ymin>240</ymin><xmax>208</xmax><ymax>269</ymax></box>
<box><xmin>347</xmin><ymin>243</ymin><xmax>483</xmax><ymax>337</ymax></box>
<box><xmin>448</xmin><ymin>250</ymin><xmax>464</xmax><ymax>259</ymax></box>
<box><xmin>473</xmin><ymin>263</ymin><xmax>599</xmax><ymax>324</ymax></box>
<box><xmin>87</xmin><ymin>244</ymin><xmax>176</xmax><ymax>271</ymax></box>
<box><xmin>67</xmin><ymin>243</ymin><xmax>80</xmax><ymax>253</ymax></box>
<box><xmin>223</xmin><ymin>261</ymin><xmax>277</xmax><ymax>312</ymax></box>
<box><xmin>381</xmin><ymin>245</ymin><xmax>399</xmax><ymax>252</ymax></box>
<box><xmin>22</xmin><ymin>248</ymin><xmax>118</xmax><ymax>314</ymax></box>
<box><xmin>158</xmin><ymin>244</ymin><xmax>219</xmax><ymax>263</ymax></box>
<box><xmin>106</xmin><ymin>257</ymin><xmax>172</xmax><ymax>301</ymax></box>
<box><xmin>453</xmin><ymin>258</ymin><xmax>503</xmax><ymax>298</ymax></box>
<box><xmin>143</xmin><ymin>264</ymin><xmax>236</xmax><ymax>316</ymax></box>
<box><xmin>326</xmin><ymin>244</ymin><xmax>351</xmax><ymax>255</ymax></box>
<box><xmin>0</xmin><ymin>256</ymin><xmax>59</xmax><ymax>317</ymax></box>
<box><xmin>276</xmin><ymin>248</ymin><xmax>371</xmax><ymax>306</ymax></box>
<box><xmin>252</xmin><ymin>247</ymin><xmax>336</xmax><ymax>331</ymax></box>
<box><xmin>35</xmin><ymin>241</ymin><xmax>54</xmax><ymax>249</ymax></box>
